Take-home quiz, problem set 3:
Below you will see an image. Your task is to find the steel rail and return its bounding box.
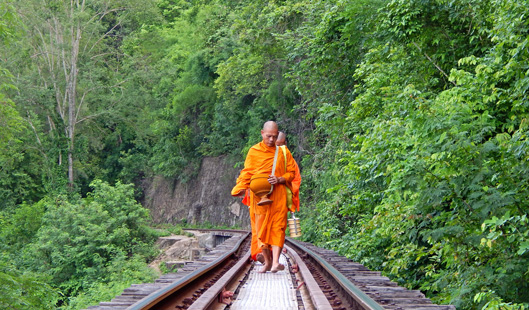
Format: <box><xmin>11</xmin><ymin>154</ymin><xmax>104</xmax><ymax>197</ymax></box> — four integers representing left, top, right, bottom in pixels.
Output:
<box><xmin>286</xmin><ymin>237</ymin><xmax>385</xmax><ymax>310</ymax></box>
<box><xmin>187</xmin><ymin>249</ymin><xmax>251</xmax><ymax>310</ymax></box>
<box><xmin>284</xmin><ymin>245</ymin><xmax>333</xmax><ymax>310</ymax></box>
<box><xmin>126</xmin><ymin>232</ymin><xmax>250</xmax><ymax>310</ymax></box>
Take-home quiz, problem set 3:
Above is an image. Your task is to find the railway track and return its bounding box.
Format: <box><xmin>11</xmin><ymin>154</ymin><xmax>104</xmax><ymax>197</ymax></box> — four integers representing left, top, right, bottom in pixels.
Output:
<box><xmin>86</xmin><ymin>230</ymin><xmax>455</xmax><ymax>310</ymax></box>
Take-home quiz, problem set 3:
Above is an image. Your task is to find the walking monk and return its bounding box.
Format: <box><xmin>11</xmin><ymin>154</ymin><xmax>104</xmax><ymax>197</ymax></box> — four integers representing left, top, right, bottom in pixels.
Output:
<box><xmin>232</xmin><ymin>121</ymin><xmax>297</xmax><ymax>272</ymax></box>
<box><xmin>276</xmin><ymin>131</ymin><xmax>301</xmax><ymax>213</ymax></box>
<box><xmin>247</xmin><ymin>131</ymin><xmax>302</xmax><ymax>265</ymax></box>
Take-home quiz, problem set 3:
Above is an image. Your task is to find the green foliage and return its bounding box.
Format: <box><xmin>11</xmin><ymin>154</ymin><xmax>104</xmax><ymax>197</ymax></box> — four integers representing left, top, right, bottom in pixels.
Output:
<box><xmin>303</xmin><ymin>0</ymin><xmax>529</xmax><ymax>308</ymax></box>
<box><xmin>210</xmin><ymin>0</ymin><xmax>302</xmax><ymax>153</ymax></box>
<box><xmin>0</xmin><ymin>0</ymin><xmax>24</xmax><ymax>155</ymax></box>
<box><xmin>24</xmin><ymin>180</ymin><xmax>158</xmax><ymax>299</ymax></box>
<box><xmin>0</xmin><ymin>1</ymin><xmax>53</xmax><ymax>210</ymax></box>
<box><xmin>0</xmin><ymin>141</ymin><xmax>48</xmax><ymax>210</ymax></box>
<box><xmin>475</xmin><ymin>291</ymin><xmax>527</xmax><ymax>310</ymax></box>
<box><xmin>140</xmin><ymin>3</ymin><xmax>232</xmax><ymax>177</ymax></box>
<box><xmin>158</xmin><ymin>261</ymin><xmax>178</xmax><ymax>274</ymax></box>
<box><xmin>0</xmin><ymin>0</ymin><xmax>21</xmax><ymax>42</ymax></box>
<box><xmin>0</xmin><ymin>258</ymin><xmax>58</xmax><ymax>310</ymax></box>
<box><xmin>154</xmin><ymin>223</ymin><xmax>185</xmax><ymax>235</ymax></box>
<box><xmin>0</xmin><ymin>197</ymin><xmax>56</xmax><ymax>309</ymax></box>
<box><xmin>0</xmin><ymin>200</ymin><xmax>45</xmax><ymax>248</ymax></box>
<box><xmin>0</xmin><ymin>93</ymin><xmax>24</xmax><ymax>149</ymax></box>
<box><xmin>2</xmin><ymin>0</ymin><xmax>163</xmax><ymax>192</ymax></box>
<box><xmin>62</xmin><ymin>256</ymin><xmax>157</xmax><ymax>310</ymax></box>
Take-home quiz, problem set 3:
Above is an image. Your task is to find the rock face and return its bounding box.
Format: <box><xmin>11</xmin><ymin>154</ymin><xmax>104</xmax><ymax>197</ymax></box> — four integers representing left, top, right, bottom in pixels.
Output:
<box><xmin>141</xmin><ymin>156</ymin><xmax>251</xmax><ymax>229</ymax></box>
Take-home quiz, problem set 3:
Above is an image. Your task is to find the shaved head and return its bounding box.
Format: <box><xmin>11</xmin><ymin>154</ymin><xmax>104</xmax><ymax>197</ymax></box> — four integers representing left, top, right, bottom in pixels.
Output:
<box><xmin>276</xmin><ymin>131</ymin><xmax>287</xmax><ymax>146</ymax></box>
<box><xmin>261</xmin><ymin>121</ymin><xmax>279</xmax><ymax>147</ymax></box>
<box><xmin>262</xmin><ymin>121</ymin><xmax>278</xmax><ymax>131</ymax></box>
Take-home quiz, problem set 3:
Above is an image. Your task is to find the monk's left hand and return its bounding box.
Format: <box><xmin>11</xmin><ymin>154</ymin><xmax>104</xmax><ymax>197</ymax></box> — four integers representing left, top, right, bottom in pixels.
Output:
<box><xmin>268</xmin><ymin>176</ymin><xmax>284</xmax><ymax>184</ymax></box>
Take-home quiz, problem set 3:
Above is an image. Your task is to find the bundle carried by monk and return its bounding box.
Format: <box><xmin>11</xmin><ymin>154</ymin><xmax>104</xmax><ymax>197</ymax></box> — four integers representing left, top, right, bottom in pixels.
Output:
<box><xmin>249</xmin><ymin>144</ymin><xmax>280</xmax><ymax>205</ymax></box>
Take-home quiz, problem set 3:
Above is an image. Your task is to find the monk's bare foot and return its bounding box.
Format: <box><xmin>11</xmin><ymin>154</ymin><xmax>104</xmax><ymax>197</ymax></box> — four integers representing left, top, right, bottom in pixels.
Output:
<box><xmin>256</xmin><ymin>253</ymin><xmax>265</xmax><ymax>264</ymax></box>
<box><xmin>258</xmin><ymin>263</ymin><xmax>272</xmax><ymax>273</ymax></box>
<box><xmin>271</xmin><ymin>263</ymin><xmax>285</xmax><ymax>273</ymax></box>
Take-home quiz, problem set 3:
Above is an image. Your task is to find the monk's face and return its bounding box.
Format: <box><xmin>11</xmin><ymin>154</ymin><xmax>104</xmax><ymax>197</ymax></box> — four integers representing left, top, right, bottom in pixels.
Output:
<box><xmin>261</xmin><ymin>128</ymin><xmax>278</xmax><ymax>147</ymax></box>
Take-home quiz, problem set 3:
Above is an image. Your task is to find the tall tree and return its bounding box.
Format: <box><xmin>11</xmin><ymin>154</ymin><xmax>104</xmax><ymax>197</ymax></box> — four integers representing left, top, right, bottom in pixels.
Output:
<box><xmin>11</xmin><ymin>0</ymin><xmax>155</xmax><ymax>188</ymax></box>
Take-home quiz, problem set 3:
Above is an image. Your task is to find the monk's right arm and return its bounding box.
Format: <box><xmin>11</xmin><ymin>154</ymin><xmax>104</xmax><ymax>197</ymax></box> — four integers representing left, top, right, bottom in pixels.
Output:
<box><xmin>231</xmin><ymin>151</ymin><xmax>255</xmax><ymax>196</ymax></box>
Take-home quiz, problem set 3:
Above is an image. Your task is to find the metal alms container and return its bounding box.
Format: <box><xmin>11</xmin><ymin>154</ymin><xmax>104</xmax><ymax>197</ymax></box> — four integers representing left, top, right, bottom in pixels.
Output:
<box><xmin>288</xmin><ymin>214</ymin><xmax>301</xmax><ymax>238</ymax></box>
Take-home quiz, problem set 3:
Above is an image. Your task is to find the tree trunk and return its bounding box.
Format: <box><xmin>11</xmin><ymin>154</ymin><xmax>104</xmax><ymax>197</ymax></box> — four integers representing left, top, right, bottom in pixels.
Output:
<box><xmin>66</xmin><ymin>15</ymin><xmax>81</xmax><ymax>188</ymax></box>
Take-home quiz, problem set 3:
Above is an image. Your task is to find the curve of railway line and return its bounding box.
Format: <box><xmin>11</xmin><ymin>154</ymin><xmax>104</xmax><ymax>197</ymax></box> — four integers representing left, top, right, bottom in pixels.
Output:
<box><xmin>86</xmin><ymin>229</ymin><xmax>455</xmax><ymax>310</ymax></box>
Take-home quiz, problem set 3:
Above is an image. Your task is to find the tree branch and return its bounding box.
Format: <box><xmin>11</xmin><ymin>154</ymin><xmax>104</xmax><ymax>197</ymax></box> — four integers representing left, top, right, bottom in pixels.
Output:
<box><xmin>76</xmin><ymin>111</ymin><xmax>110</xmax><ymax>125</ymax></box>
<box><xmin>412</xmin><ymin>42</ymin><xmax>457</xmax><ymax>87</ymax></box>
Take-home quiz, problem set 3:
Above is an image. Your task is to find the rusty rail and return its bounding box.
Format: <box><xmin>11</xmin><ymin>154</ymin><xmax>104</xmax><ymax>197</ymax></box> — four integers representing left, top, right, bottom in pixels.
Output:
<box><xmin>126</xmin><ymin>232</ymin><xmax>250</xmax><ymax>310</ymax></box>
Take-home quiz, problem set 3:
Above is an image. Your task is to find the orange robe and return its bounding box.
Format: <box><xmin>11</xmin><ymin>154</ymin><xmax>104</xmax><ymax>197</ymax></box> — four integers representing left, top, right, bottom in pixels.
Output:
<box><xmin>280</xmin><ymin>145</ymin><xmax>301</xmax><ymax>213</ymax></box>
<box><xmin>289</xmin><ymin>161</ymin><xmax>301</xmax><ymax>212</ymax></box>
<box><xmin>232</xmin><ymin>141</ymin><xmax>297</xmax><ymax>259</ymax></box>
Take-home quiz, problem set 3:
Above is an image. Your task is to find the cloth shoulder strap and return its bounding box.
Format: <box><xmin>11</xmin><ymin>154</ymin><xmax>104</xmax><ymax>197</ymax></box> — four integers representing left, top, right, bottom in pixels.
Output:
<box><xmin>266</xmin><ymin>146</ymin><xmax>280</xmax><ymax>195</ymax></box>
<box><xmin>280</xmin><ymin>145</ymin><xmax>294</xmax><ymax>212</ymax></box>
<box><xmin>270</xmin><ymin>146</ymin><xmax>279</xmax><ymax>177</ymax></box>
<box><xmin>280</xmin><ymin>146</ymin><xmax>287</xmax><ymax>170</ymax></box>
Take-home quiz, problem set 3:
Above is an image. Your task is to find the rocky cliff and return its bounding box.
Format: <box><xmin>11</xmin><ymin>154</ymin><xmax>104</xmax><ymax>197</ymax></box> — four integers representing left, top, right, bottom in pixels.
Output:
<box><xmin>141</xmin><ymin>156</ymin><xmax>251</xmax><ymax>229</ymax></box>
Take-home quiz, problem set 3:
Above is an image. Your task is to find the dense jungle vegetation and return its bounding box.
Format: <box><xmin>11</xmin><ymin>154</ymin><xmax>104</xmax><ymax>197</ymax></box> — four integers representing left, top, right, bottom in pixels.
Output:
<box><xmin>1</xmin><ymin>0</ymin><xmax>528</xmax><ymax>308</ymax></box>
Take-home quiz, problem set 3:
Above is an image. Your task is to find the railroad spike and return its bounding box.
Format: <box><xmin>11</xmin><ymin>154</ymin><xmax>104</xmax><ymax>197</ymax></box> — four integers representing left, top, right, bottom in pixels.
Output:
<box><xmin>218</xmin><ymin>288</ymin><xmax>234</xmax><ymax>305</ymax></box>
<box><xmin>296</xmin><ymin>281</ymin><xmax>305</xmax><ymax>290</ymax></box>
